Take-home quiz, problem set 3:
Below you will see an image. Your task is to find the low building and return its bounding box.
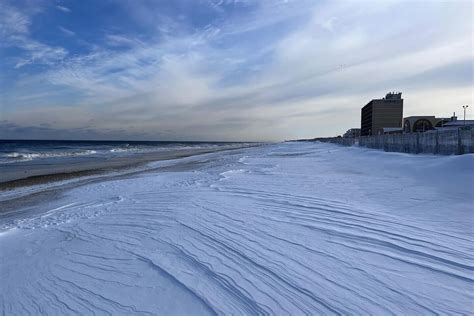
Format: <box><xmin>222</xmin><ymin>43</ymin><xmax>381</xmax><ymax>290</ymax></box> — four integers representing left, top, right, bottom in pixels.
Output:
<box><xmin>442</xmin><ymin>120</ymin><xmax>474</xmax><ymax>129</ymax></box>
<box><xmin>403</xmin><ymin>116</ymin><xmax>451</xmax><ymax>133</ymax></box>
<box><xmin>361</xmin><ymin>92</ymin><xmax>404</xmax><ymax>136</ymax></box>
<box><xmin>343</xmin><ymin>128</ymin><xmax>361</xmax><ymax>138</ymax></box>
<box><xmin>383</xmin><ymin>127</ymin><xmax>403</xmax><ymax>134</ymax></box>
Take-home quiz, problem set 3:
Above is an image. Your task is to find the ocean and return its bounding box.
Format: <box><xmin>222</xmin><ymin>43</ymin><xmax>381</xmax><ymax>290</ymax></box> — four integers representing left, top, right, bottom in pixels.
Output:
<box><xmin>0</xmin><ymin>139</ymin><xmax>252</xmax><ymax>184</ymax></box>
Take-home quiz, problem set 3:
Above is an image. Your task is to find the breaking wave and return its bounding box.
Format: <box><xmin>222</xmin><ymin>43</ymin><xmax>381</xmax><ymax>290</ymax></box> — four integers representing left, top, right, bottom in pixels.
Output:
<box><xmin>0</xmin><ymin>150</ymin><xmax>97</xmax><ymax>163</ymax></box>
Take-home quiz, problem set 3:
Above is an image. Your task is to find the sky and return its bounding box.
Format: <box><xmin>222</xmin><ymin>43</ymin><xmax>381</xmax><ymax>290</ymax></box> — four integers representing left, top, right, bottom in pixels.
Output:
<box><xmin>0</xmin><ymin>0</ymin><xmax>472</xmax><ymax>141</ymax></box>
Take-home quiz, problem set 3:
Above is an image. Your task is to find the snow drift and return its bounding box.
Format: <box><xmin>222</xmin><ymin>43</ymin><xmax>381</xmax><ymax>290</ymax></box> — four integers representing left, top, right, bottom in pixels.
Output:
<box><xmin>1</xmin><ymin>142</ymin><xmax>473</xmax><ymax>314</ymax></box>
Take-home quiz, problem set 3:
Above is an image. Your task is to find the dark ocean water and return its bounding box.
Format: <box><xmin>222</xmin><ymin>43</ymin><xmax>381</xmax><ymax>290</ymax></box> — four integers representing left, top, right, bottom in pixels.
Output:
<box><xmin>0</xmin><ymin>140</ymin><xmax>249</xmax><ymax>183</ymax></box>
<box><xmin>0</xmin><ymin>140</ymin><xmax>240</xmax><ymax>164</ymax></box>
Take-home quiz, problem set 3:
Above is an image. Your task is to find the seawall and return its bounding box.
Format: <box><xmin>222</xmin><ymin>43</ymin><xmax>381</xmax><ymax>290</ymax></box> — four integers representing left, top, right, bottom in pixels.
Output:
<box><xmin>313</xmin><ymin>128</ymin><xmax>474</xmax><ymax>155</ymax></box>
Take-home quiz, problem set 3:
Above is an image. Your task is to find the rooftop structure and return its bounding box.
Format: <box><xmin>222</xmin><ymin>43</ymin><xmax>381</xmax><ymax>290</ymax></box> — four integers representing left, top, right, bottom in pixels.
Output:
<box><xmin>403</xmin><ymin>116</ymin><xmax>451</xmax><ymax>133</ymax></box>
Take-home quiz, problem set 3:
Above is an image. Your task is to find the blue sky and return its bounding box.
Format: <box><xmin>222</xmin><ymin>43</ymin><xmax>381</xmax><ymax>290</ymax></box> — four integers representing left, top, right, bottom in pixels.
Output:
<box><xmin>0</xmin><ymin>0</ymin><xmax>472</xmax><ymax>141</ymax></box>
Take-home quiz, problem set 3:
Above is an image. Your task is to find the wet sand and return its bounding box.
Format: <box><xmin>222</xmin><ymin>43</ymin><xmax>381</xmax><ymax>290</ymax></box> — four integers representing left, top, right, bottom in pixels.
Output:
<box><xmin>0</xmin><ymin>158</ymin><xmax>209</xmax><ymax>224</ymax></box>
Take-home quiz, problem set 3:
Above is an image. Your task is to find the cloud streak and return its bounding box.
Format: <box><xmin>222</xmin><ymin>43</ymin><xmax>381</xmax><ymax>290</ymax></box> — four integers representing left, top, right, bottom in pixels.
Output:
<box><xmin>58</xmin><ymin>26</ymin><xmax>75</xmax><ymax>37</ymax></box>
<box><xmin>55</xmin><ymin>5</ymin><xmax>71</xmax><ymax>13</ymax></box>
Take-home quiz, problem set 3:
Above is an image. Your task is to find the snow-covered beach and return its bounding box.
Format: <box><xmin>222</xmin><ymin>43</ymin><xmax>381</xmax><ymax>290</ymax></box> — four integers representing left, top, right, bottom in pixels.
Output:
<box><xmin>1</xmin><ymin>142</ymin><xmax>473</xmax><ymax>314</ymax></box>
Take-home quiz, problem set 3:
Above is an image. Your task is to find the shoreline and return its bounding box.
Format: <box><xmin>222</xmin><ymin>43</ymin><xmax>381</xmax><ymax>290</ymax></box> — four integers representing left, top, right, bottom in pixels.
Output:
<box><xmin>0</xmin><ymin>144</ymin><xmax>263</xmax><ymax>197</ymax></box>
<box><xmin>0</xmin><ymin>157</ymin><xmax>214</xmax><ymax>223</ymax></box>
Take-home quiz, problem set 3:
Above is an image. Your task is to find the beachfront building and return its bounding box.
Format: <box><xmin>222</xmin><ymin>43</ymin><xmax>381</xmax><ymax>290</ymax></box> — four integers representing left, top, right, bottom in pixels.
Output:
<box><xmin>343</xmin><ymin>128</ymin><xmax>361</xmax><ymax>138</ymax></box>
<box><xmin>403</xmin><ymin>116</ymin><xmax>451</xmax><ymax>133</ymax></box>
<box><xmin>441</xmin><ymin>119</ymin><xmax>474</xmax><ymax>129</ymax></box>
<box><xmin>360</xmin><ymin>92</ymin><xmax>404</xmax><ymax>136</ymax></box>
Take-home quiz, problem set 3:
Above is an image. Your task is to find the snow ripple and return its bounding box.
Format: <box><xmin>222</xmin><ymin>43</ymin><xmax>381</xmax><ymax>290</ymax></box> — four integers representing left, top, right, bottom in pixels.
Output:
<box><xmin>1</xmin><ymin>143</ymin><xmax>473</xmax><ymax>314</ymax></box>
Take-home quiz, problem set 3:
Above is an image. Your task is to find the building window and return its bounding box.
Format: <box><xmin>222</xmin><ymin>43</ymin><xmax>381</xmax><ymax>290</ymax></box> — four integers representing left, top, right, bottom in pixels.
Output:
<box><xmin>404</xmin><ymin>120</ymin><xmax>411</xmax><ymax>133</ymax></box>
<box><xmin>413</xmin><ymin>119</ymin><xmax>433</xmax><ymax>132</ymax></box>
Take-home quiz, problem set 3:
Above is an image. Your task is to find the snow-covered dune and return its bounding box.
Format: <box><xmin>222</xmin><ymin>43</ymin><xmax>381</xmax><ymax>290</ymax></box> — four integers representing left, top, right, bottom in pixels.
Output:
<box><xmin>1</xmin><ymin>142</ymin><xmax>473</xmax><ymax>314</ymax></box>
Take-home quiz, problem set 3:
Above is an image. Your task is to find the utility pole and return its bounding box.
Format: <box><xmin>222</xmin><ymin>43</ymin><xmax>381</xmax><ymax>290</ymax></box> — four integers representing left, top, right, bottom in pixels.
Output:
<box><xmin>462</xmin><ymin>105</ymin><xmax>469</xmax><ymax>125</ymax></box>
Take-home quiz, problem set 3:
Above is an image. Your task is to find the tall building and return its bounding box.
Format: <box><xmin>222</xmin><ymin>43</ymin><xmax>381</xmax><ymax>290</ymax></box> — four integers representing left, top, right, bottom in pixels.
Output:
<box><xmin>361</xmin><ymin>92</ymin><xmax>403</xmax><ymax>136</ymax></box>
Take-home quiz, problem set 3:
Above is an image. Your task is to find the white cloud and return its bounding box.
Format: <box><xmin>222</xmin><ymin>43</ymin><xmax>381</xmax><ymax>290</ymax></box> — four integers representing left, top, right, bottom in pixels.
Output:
<box><xmin>0</xmin><ymin>3</ymin><xmax>68</xmax><ymax>68</ymax></box>
<box><xmin>0</xmin><ymin>2</ymin><xmax>31</xmax><ymax>37</ymax></box>
<box><xmin>56</xmin><ymin>5</ymin><xmax>71</xmax><ymax>13</ymax></box>
<box><xmin>105</xmin><ymin>34</ymin><xmax>143</xmax><ymax>47</ymax></box>
<box><xmin>58</xmin><ymin>26</ymin><xmax>75</xmax><ymax>37</ymax></box>
<box><xmin>13</xmin><ymin>41</ymin><xmax>67</xmax><ymax>68</ymax></box>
